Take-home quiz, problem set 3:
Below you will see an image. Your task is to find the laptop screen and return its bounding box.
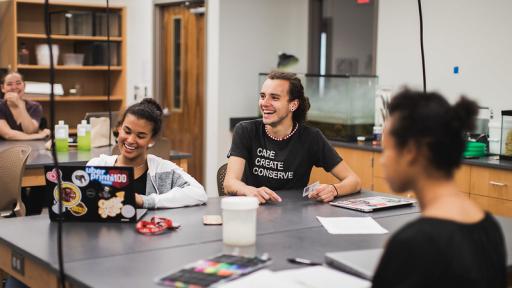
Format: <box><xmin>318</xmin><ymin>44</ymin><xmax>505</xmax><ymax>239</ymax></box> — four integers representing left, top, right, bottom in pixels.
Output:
<box><xmin>44</xmin><ymin>165</ymin><xmax>137</xmax><ymax>223</ymax></box>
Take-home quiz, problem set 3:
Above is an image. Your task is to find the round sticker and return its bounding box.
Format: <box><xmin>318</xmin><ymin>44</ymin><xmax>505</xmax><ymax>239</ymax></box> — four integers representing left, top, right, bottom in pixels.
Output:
<box><xmin>69</xmin><ymin>202</ymin><xmax>88</xmax><ymax>216</ymax></box>
<box><xmin>53</xmin><ymin>182</ymin><xmax>82</xmax><ymax>208</ymax></box>
<box><xmin>121</xmin><ymin>205</ymin><xmax>136</xmax><ymax>218</ymax></box>
<box><xmin>52</xmin><ymin>202</ymin><xmax>66</xmax><ymax>214</ymax></box>
<box><xmin>72</xmin><ymin>170</ymin><xmax>89</xmax><ymax>187</ymax></box>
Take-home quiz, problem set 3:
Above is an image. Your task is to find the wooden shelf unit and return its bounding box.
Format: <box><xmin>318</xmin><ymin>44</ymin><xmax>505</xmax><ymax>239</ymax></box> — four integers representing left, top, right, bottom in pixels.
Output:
<box><xmin>0</xmin><ymin>0</ymin><xmax>126</xmax><ymax>128</ymax></box>
<box><xmin>17</xmin><ymin>64</ymin><xmax>123</xmax><ymax>71</ymax></box>
<box><xmin>17</xmin><ymin>33</ymin><xmax>122</xmax><ymax>42</ymax></box>
<box><xmin>25</xmin><ymin>95</ymin><xmax>123</xmax><ymax>102</ymax></box>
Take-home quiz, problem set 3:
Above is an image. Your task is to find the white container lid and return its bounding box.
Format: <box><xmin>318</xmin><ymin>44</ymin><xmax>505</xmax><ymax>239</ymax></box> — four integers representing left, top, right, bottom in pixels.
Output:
<box><xmin>221</xmin><ymin>196</ymin><xmax>259</xmax><ymax>210</ymax></box>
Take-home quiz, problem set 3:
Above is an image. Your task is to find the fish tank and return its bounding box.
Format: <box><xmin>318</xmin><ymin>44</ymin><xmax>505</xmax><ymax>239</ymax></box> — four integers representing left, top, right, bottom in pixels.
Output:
<box><xmin>258</xmin><ymin>73</ymin><xmax>378</xmax><ymax>141</ymax></box>
<box><xmin>501</xmin><ymin>110</ymin><xmax>512</xmax><ymax>160</ymax></box>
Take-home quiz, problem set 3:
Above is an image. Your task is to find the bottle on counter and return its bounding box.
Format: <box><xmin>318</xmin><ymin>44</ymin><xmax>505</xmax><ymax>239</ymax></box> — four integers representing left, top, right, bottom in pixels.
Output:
<box><xmin>77</xmin><ymin>120</ymin><xmax>91</xmax><ymax>151</ymax></box>
<box><xmin>18</xmin><ymin>42</ymin><xmax>30</xmax><ymax>65</ymax></box>
<box><xmin>55</xmin><ymin>120</ymin><xmax>69</xmax><ymax>152</ymax></box>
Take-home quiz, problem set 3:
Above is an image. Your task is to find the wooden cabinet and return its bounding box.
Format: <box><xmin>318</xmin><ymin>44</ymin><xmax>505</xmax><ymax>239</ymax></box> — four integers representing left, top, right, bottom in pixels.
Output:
<box><xmin>0</xmin><ymin>0</ymin><xmax>126</xmax><ymax>128</ymax></box>
<box><xmin>308</xmin><ymin>147</ymin><xmax>373</xmax><ymax>190</ymax></box>
<box><xmin>312</xmin><ymin>145</ymin><xmax>512</xmax><ymax>217</ymax></box>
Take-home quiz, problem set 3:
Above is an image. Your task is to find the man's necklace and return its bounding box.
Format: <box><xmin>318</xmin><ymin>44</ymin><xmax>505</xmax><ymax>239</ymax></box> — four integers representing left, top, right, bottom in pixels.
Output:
<box><xmin>265</xmin><ymin>122</ymin><xmax>298</xmax><ymax>141</ymax></box>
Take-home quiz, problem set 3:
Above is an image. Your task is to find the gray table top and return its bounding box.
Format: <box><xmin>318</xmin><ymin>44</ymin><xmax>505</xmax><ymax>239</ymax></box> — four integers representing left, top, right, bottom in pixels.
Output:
<box><xmin>63</xmin><ymin>214</ymin><xmax>420</xmax><ymax>288</ymax></box>
<box><xmin>0</xmin><ymin>140</ymin><xmax>191</xmax><ymax>168</ymax></box>
<box><xmin>0</xmin><ymin>190</ymin><xmax>509</xmax><ymax>288</ymax></box>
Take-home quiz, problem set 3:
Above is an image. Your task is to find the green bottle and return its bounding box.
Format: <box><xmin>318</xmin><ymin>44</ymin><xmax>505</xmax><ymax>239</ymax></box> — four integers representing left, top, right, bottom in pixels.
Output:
<box><xmin>55</xmin><ymin>120</ymin><xmax>69</xmax><ymax>152</ymax></box>
<box><xmin>77</xmin><ymin>120</ymin><xmax>91</xmax><ymax>151</ymax></box>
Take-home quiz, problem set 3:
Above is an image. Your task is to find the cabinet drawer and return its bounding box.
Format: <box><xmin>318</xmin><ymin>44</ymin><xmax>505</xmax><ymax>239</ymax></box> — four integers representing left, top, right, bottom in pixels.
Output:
<box><xmin>309</xmin><ymin>166</ymin><xmax>338</xmax><ymax>184</ymax></box>
<box><xmin>470</xmin><ymin>194</ymin><xmax>512</xmax><ymax>217</ymax></box>
<box><xmin>335</xmin><ymin>147</ymin><xmax>373</xmax><ymax>190</ymax></box>
<box><xmin>373</xmin><ymin>177</ymin><xmax>415</xmax><ymax>198</ymax></box>
<box><xmin>470</xmin><ymin>166</ymin><xmax>512</xmax><ymax>200</ymax></box>
<box><xmin>373</xmin><ymin>152</ymin><xmax>384</xmax><ymax>178</ymax></box>
<box><xmin>454</xmin><ymin>165</ymin><xmax>470</xmax><ymax>193</ymax></box>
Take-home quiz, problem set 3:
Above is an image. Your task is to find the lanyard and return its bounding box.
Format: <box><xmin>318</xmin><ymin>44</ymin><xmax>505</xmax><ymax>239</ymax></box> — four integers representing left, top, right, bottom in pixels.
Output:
<box><xmin>136</xmin><ymin>216</ymin><xmax>179</xmax><ymax>235</ymax></box>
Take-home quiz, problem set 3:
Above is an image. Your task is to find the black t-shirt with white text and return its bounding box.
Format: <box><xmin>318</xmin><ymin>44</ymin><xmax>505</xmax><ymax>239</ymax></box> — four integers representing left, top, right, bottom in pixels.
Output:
<box><xmin>228</xmin><ymin>119</ymin><xmax>342</xmax><ymax>191</ymax></box>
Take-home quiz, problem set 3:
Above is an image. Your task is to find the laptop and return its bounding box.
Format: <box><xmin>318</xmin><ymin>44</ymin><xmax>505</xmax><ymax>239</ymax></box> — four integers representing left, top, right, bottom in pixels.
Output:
<box><xmin>329</xmin><ymin>196</ymin><xmax>416</xmax><ymax>212</ymax></box>
<box><xmin>44</xmin><ymin>165</ymin><xmax>146</xmax><ymax>222</ymax></box>
<box><xmin>325</xmin><ymin>248</ymin><xmax>384</xmax><ymax>280</ymax></box>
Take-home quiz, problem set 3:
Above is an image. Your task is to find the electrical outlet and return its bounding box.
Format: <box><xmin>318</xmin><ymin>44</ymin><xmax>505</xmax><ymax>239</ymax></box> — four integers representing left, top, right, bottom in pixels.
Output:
<box><xmin>11</xmin><ymin>251</ymin><xmax>24</xmax><ymax>275</ymax></box>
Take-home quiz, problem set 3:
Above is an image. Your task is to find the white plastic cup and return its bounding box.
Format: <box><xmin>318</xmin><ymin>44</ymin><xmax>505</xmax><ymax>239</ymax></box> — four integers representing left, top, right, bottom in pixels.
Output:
<box><xmin>36</xmin><ymin>44</ymin><xmax>59</xmax><ymax>66</ymax></box>
<box><xmin>221</xmin><ymin>196</ymin><xmax>259</xmax><ymax>246</ymax></box>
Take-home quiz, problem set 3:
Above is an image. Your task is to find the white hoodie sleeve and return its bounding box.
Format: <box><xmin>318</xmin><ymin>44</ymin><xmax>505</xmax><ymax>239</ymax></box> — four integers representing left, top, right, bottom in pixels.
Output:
<box><xmin>144</xmin><ymin>159</ymin><xmax>207</xmax><ymax>209</ymax></box>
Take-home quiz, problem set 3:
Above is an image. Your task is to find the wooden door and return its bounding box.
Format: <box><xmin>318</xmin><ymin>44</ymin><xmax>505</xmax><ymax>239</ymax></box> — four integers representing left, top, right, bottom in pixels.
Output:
<box><xmin>162</xmin><ymin>4</ymin><xmax>205</xmax><ymax>183</ymax></box>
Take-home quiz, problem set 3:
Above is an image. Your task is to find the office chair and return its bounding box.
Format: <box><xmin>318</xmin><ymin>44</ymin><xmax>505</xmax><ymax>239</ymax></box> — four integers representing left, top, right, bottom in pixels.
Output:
<box><xmin>216</xmin><ymin>163</ymin><xmax>228</xmax><ymax>196</ymax></box>
<box><xmin>0</xmin><ymin>145</ymin><xmax>31</xmax><ymax>217</ymax></box>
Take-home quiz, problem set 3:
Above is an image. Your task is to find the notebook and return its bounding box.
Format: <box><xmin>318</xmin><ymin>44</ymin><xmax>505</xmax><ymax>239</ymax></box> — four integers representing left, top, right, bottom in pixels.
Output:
<box><xmin>44</xmin><ymin>165</ymin><xmax>146</xmax><ymax>222</ymax></box>
<box><xmin>329</xmin><ymin>196</ymin><xmax>416</xmax><ymax>212</ymax></box>
<box><xmin>325</xmin><ymin>248</ymin><xmax>384</xmax><ymax>280</ymax></box>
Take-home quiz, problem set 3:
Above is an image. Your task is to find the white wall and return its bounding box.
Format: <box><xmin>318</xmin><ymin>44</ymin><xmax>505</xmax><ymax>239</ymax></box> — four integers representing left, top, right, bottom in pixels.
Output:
<box><xmin>205</xmin><ymin>0</ymin><xmax>309</xmax><ymax>196</ymax></box>
<box><xmin>323</xmin><ymin>0</ymin><xmax>375</xmax><ymax>75</ymax></box>
<box><xmin>377</xmin><ymin>0</ymin><xmax>512</xmax><ymax>114</ymax></box>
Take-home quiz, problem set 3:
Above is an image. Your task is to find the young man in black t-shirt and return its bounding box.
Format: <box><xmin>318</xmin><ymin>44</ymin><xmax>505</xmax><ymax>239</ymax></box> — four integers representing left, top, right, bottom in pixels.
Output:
<box><xmin>224</xmin><ymin>71</ymin><xmax>361</xmax><ymax>203</ymax></box>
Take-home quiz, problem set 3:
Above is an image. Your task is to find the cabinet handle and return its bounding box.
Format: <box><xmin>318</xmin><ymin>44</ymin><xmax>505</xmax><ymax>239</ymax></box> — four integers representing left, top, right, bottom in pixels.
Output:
<box><xmin>489</xmin><ymin>181</ymin><xmax>507</xmax><ymax>187</ymax></box>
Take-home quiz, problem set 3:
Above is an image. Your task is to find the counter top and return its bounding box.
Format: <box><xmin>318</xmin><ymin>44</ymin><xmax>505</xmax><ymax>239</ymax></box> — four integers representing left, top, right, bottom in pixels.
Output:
<box><xmin>330</xmin><ymin>140</ymin><xmax>512</xmax><ymax>171</ymax></box>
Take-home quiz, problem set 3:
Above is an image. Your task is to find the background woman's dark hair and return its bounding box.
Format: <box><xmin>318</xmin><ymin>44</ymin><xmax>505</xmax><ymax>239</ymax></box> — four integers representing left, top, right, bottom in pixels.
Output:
<box><xmin>388</xmin><ymin>89</ymin><xmax>478</xmax><ymax>177</ymax></box>
<box><xmin>118</xmin><ymin>98</ymin><xmax>163</xmax><ymax>137</ymax></box>
<box><xmin>267</xmin><ymin>71</ymin><xmax>311</xmax><ymax>124</ymax></box>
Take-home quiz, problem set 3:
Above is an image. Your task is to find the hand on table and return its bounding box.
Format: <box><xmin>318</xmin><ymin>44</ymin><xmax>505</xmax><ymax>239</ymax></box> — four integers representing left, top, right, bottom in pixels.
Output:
<box><xmin>308</xmin><ymin>184</ymin><xmax>337</xmax><ymax>203</ymax></box>
<box><xmin>244</xmin><ymin>186</ymin><xmax>282</xmax><ymax>204</ymax></box>
<box><xmin>38</xmin><ymin>129</ymin><xmax>51</xmax><ymax>139</ymax></box>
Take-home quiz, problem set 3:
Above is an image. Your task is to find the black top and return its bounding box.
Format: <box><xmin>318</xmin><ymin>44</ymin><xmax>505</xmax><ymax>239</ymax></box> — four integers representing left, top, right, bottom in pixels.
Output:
<box><xmin>228</xmin><ymin>119</ymin><xmax>342</xmax><ymax>191</ymax></box>
<box><xmin>372</xmin><ymin>212</ymin><xmax>507</xmax><ymax>288</ymax></box>
<box><xmin>0</xmin><ymin>99</ymin><xmax>42</xmax><ymax>132</ymax></box>
<box><xmin>133</xmin><ymin>168</ymin><xmax>148</xmax><ymax>196</ymax></box>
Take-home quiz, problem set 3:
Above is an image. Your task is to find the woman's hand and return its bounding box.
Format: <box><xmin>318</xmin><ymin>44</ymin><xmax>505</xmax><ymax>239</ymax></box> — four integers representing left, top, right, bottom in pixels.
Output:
<box><xmin>135</xmin><ymin>194</ymin><xmax>144</xmax><ymax>208</ymax></box>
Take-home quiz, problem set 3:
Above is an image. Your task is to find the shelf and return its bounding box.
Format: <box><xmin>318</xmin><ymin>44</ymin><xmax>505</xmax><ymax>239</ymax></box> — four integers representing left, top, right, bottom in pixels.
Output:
<box><xmin>17</xmin><ymin>65</ymin><xmax>122</xmax><ymax>71</ymax></box>
<box><xmin>25</xmin><ymin>95</ymin><xmax>123</xmax><ymax>102</ymax></box>
<box><xmin>16</xmin><ymin>0</ymin><xmax>124</xmax><ymax>9</ymax></box>
<box><xmin>17</xmin><ymin>33</ymin><xmax>122</xmax><ymax>42</ymax></box>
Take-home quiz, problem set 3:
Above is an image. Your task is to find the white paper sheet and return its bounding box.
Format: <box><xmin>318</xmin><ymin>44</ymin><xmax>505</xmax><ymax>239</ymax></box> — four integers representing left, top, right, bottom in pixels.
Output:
<box><xmin>316</xmin><ymin>216</ymin><xmax>388</xmax><ymax>234</ymax></box>
<box><xmin>277</xmin><ymin>266</ymin><xmax>371</xmax><ymax>288</ymax></box>
<box><xmin>218</xmin><ymin>269</ymin><xmax>304</xmax><ymax>288</ymax></box>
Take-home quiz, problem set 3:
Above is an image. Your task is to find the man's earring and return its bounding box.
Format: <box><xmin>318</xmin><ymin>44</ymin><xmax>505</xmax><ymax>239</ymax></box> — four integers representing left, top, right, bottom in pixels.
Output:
<box><xmin>148</xmin><ymin>143</ymin><xmax>154</xmax><ymax>148</ymax></box>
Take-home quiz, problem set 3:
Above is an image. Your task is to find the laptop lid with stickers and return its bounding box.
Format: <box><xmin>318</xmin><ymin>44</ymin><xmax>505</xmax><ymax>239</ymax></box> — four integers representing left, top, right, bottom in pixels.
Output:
<box><xmin>44</xmin><ymin>165</ymin><xmax>138</xmax><ymax>223</ymax></box>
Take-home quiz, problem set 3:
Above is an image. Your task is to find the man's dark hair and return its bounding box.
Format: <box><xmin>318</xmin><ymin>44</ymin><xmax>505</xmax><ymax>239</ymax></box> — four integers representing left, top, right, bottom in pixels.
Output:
<box><xmin>267</xmin><ymin>71</ymin><xmax>310</xmax><ymax>124</ymax></box>
<box><xmin>118</xmin><ymin>98</ymin><xmax>163</xmax><ymax>137</ymax></box>
<box><xmin>388</xmin><ymin>89</ymin><xmax>478</xmax><ymax>178</ymax></box>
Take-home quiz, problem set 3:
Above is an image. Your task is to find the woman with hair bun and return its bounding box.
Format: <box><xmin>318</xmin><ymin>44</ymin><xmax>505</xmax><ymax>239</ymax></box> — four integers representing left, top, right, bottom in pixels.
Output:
<box><xmin>87</xmin><ymin>98</ymin><xmax>207</xmax><ymax>209</ymax></box>
<box><xmin>372</xmin><ymin>90</ymin><xmax>506</xmax><ymax>288</ymax></box>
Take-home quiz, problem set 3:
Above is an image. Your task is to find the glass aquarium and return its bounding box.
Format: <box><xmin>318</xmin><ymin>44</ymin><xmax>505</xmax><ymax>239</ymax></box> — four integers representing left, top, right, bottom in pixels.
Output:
<box><xmin>258</xmin><ymin>73</ymin><xmax>378</xmax><ymax>141</ymax></box>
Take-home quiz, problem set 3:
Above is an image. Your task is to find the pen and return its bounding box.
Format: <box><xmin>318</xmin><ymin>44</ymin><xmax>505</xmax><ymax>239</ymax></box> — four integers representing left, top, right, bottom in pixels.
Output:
<box><xmin>287</xmin><ymin>257</ymin><xmax>322</xmax><ymax>266</ymax></box>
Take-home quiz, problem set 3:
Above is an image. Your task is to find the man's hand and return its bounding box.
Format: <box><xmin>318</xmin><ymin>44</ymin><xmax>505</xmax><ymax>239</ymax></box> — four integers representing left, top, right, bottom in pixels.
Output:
<box><xmin>4</xmin><ymin>92</ymin><xmax>24</xmax><ymax>109</ymax></box>
<box><xmin>243</xmin><ymin>187</ymin><xmax>282</xmax><ymax>204</ymax></box>
<box><xmin>308</xmin><ymin>184</ymin><xmax>337</xmax><ymax>203</ymax></box>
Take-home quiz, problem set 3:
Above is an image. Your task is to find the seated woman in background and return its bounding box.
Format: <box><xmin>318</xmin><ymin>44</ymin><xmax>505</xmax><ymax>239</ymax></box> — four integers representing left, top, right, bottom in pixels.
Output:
<box><xmin>0</xmin><ymin>72</ymin><xmax>50</xmax><ymax>140</ymax></box>
<box><xmin>87</xmin><ymin>98</ymin><xmax>207</xmax><ymax>209</ymax></box>
<box><xmin>372</xmin><ymin>90</ymin><xmax>506</xmax><ymax>288</ymax></box>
